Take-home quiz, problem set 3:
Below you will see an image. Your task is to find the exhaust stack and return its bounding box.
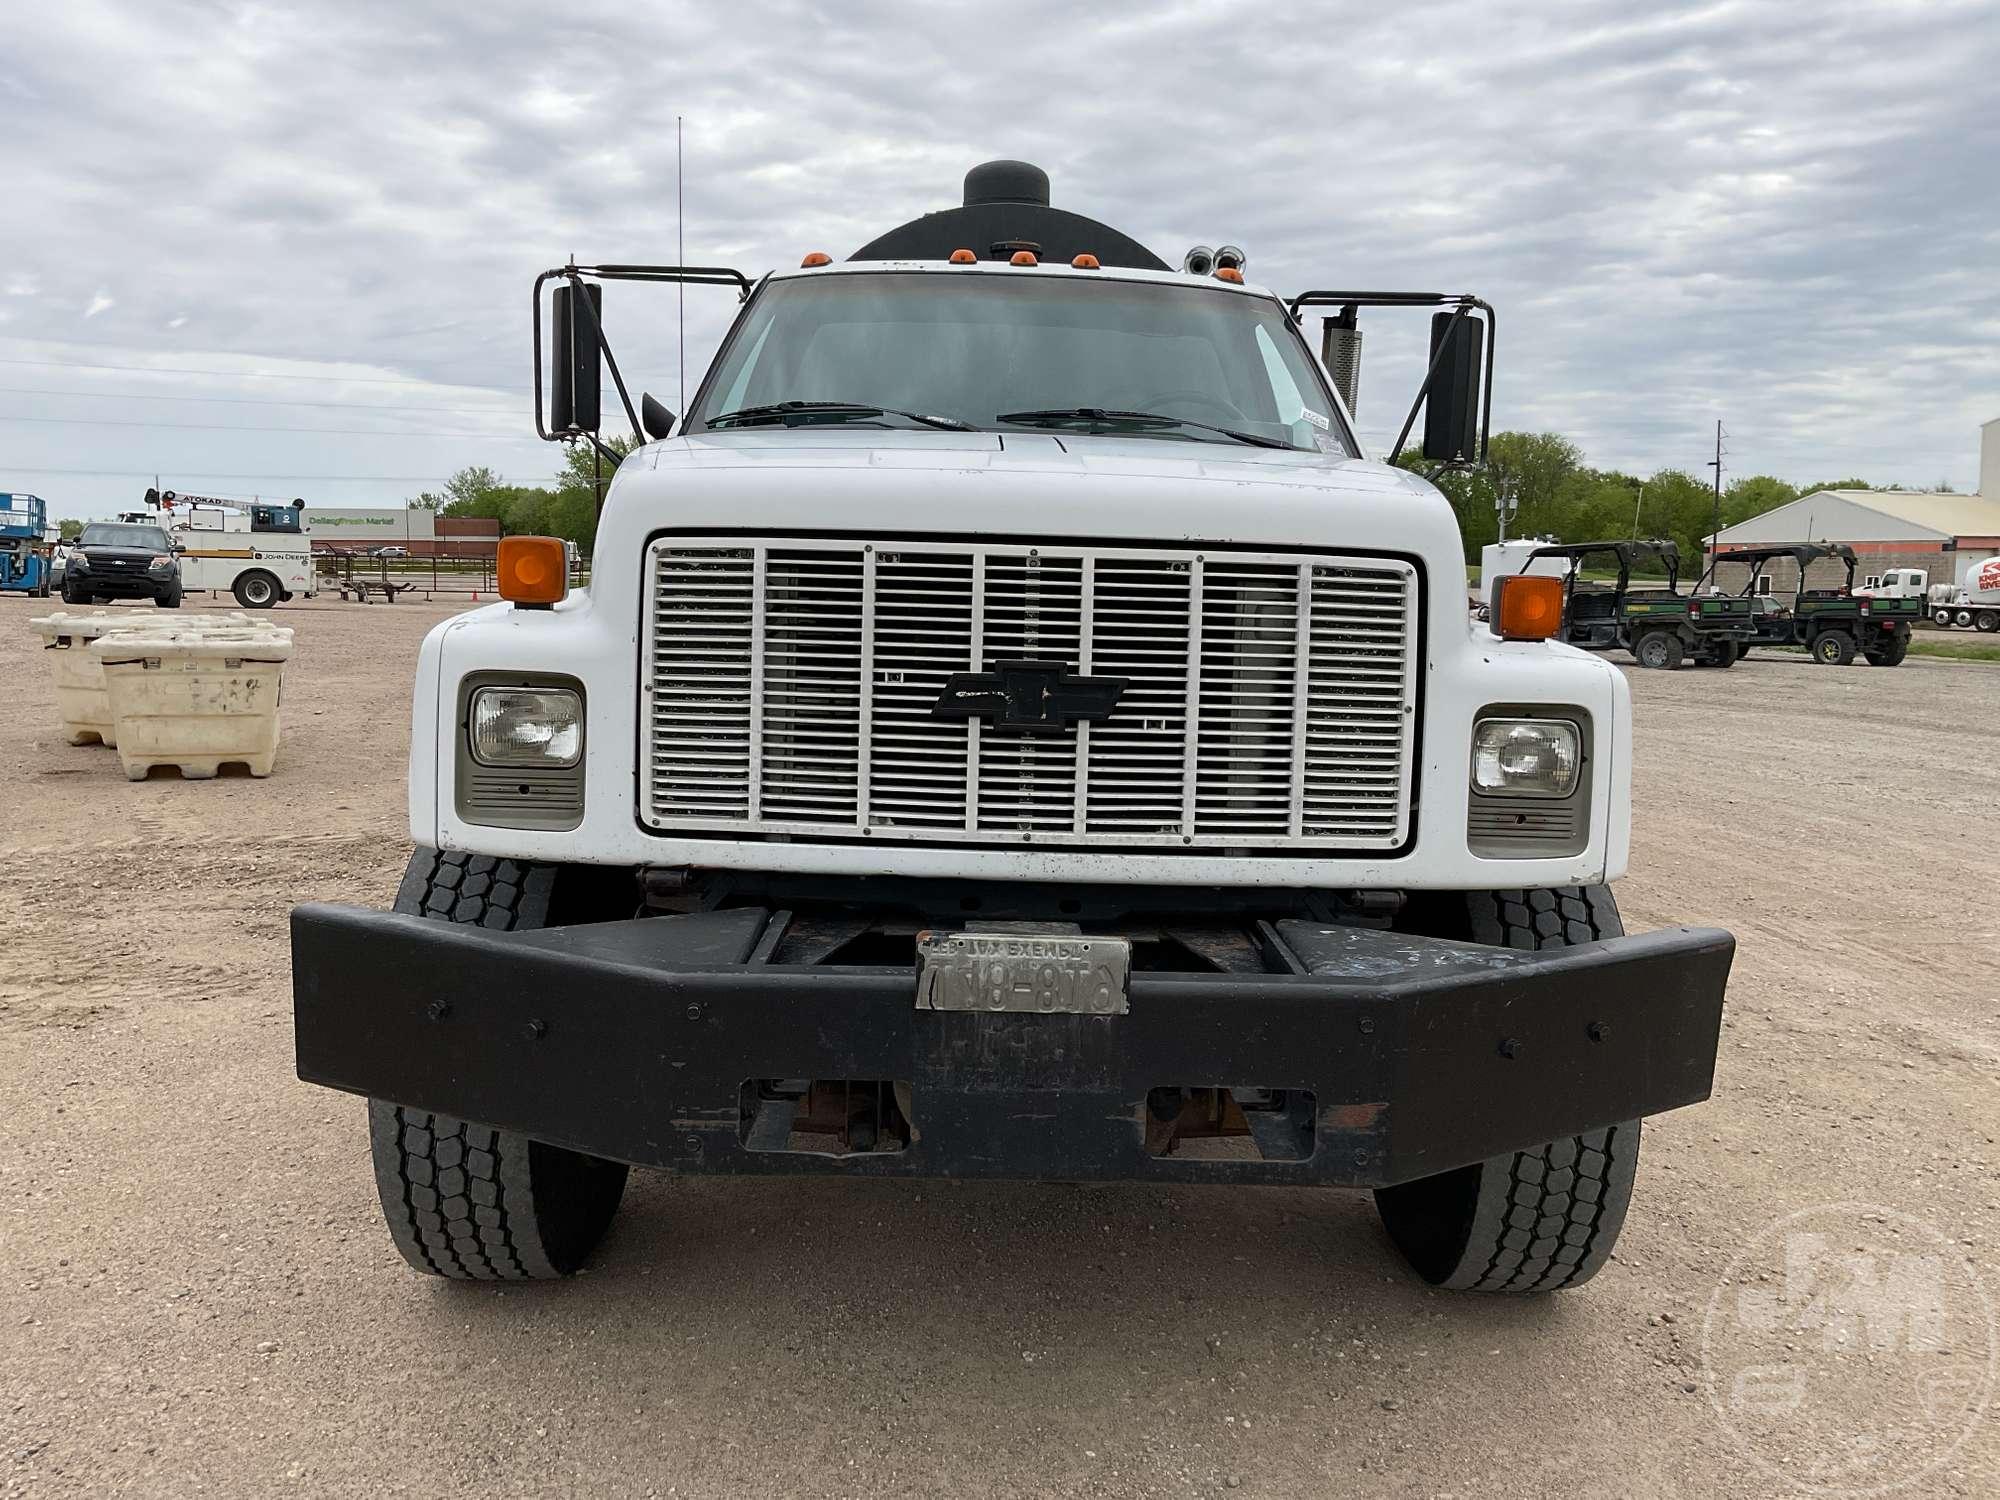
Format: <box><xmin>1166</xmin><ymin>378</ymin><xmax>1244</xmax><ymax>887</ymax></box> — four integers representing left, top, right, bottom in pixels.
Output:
<box><xmin>1320</xmin><ymin>305</ymin><xmax>1362</xmax><ymax>417</ymax></box>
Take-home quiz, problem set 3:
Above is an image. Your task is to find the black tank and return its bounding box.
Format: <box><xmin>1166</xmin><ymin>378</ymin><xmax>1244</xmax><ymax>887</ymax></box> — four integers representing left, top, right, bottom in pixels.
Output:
<box><xmin>848</xmin><ymin>160</ymin><xmax>1168</xmax><ymax>271</ymax></box>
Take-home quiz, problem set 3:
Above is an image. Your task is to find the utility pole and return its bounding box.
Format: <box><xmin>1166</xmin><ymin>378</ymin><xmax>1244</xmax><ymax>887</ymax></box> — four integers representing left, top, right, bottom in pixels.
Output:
<box><xmin>1704</xmin><ymin>419</ymin><xmax>1726</xmax><ymax>570</ymax></box>
<box><xmin>1631</xmin><ymin>481</ymin><xmax>1646</xmax><ymax>541</ymax></box>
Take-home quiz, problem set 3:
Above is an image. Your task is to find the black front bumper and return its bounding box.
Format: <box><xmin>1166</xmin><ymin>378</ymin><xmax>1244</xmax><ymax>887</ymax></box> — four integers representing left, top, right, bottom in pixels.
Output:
<box><xmin>291</xmin><ymin>904</ymin><xmax>1732</xmax><ymax>1188</ymax></box>
<box><xmin>69</xmin><ymin>570</ymin><xmax>168</xmax><ymax>599</ymax></box>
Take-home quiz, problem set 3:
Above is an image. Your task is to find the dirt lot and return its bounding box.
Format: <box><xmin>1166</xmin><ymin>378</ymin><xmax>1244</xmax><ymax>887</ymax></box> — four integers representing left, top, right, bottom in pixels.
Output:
<box><xmin>3</xmin><ymin>593</ymin><xmax>1995</xmax><ymax>1498</ymax></box>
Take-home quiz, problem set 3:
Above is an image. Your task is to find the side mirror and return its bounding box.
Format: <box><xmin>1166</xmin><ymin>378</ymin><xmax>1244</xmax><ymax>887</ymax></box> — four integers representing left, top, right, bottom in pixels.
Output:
<box><xmin>1421</xmin><ymin>310</ymin><xmax>1484</xmax><ymax>464</ymax></box>
<box><xmin>641</xmin><ymin>392</ymin><xmax>676</xmax><ymax>442</ymax></box>
<box><xmin>551</xmin><ymin>282</ymin><xmax>603</xmax><ymax>433</ymax></box>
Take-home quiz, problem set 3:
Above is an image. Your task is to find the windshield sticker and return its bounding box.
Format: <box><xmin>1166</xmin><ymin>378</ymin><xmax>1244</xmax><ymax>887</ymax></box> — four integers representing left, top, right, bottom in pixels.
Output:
<box><xmin>1312</xmin><ymin>431</ymin><xmax>1343</xmax><ymax>455</ymax></box>
<box><xmin>1300</xmin><ymin>408</ymin><xmax>1331</xmax><ymax>431</ymax></box>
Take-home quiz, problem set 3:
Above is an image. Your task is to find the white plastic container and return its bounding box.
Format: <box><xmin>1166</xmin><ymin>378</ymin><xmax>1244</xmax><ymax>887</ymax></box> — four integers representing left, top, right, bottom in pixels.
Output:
<box><xmin>28</xmin><ymin>611</ymin><xmax>254</xmax><ymax>746</ymax></box>
<box><xmin>92</xmin><ymin>626</ymin><xmax>294</xmax><ymax>780</ymax></box>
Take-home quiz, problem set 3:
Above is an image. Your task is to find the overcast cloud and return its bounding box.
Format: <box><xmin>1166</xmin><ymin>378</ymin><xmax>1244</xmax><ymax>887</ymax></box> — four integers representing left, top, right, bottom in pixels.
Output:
<box><xmin>4</xmin><ymin>0</ymin><xmax>1997</xmax><ymax>519</ymax></box>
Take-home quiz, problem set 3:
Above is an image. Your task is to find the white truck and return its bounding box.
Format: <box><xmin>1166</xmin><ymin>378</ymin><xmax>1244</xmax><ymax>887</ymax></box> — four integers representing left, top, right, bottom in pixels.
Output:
<box><xmin>151</xmin><ymin>490</ymin><xmax>317</xmax><ymax>608</ymax></box>
<box><xmin>289</xmin><ymin>161</ymin><xmax>1733</xmax><ymax>1294</ymax></box>
<box><xmin>1926</xmin><ymin>557</ymin><xmax>2000</xmax><ymax>632</ymax></box>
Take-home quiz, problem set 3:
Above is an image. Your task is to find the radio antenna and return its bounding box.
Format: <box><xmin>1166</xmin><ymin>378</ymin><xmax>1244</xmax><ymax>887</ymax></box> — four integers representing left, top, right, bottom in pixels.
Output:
<box><xmin>676</xmin><ymin>115</ymin><xmax>686</xmax><ymax>412</ymax></box>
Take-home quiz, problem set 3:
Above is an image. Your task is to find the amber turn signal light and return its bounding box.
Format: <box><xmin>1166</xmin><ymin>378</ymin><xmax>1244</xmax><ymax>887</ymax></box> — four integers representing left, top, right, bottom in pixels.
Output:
<box><xmin>800</xmin><ymin>251</ymin><xmax>831</xmax><ymax>267</ymax></box>
<box><xmin>949</xmin><ymin>248</ymin><xmax>977</xmax><ymax>264</ymax></box>
<box><xmin>1010</xmin><ymin>250</ymin><xmax>1038</xmax><ymax>266</ymax></box>
<box><xmin>498</xmin><ymin>535</ymin><xmax>567</xmax><ymax>607</ymax></box>
<box><xmin>1491</xmin><ymin>574</ymin><xmax>1565</xmax><ymax>641</ymax></box>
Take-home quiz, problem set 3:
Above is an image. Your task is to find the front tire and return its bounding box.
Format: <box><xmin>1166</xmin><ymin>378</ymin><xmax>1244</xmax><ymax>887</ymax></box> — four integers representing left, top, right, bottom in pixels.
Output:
<box><xmin>367</xmin><ymin>847</ymin><xmax>629</xmax><ymax>1280</ymax></box>
<box><xmin>1811</xmin><ymin>630</ymin><xmax>1857</xmax><ymax>666</ymax></box>
<box><xmin>155</xmin><ymin>583</ymin><xmax>183</xmax><ymax>609</ymax></box>
<box><xmin>1377</xmin><ymin>887</ymin><xmax>1641</xmax><ymax>1293</ymax></box>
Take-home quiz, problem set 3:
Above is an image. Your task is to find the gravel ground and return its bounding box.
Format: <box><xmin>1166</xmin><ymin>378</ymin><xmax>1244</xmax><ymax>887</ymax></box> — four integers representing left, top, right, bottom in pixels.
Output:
<box><xmin>3</xmin><ymin>593</ymin><xmax>1996</xmax><ymax>1498</ymax></box>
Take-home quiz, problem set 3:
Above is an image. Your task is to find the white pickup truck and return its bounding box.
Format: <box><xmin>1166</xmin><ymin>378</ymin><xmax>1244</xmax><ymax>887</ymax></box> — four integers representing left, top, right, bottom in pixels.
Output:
<box><xmin>291</xmin><ymin>162</ymin><xmax>1732</xmax><ymax>1295</ymax></box>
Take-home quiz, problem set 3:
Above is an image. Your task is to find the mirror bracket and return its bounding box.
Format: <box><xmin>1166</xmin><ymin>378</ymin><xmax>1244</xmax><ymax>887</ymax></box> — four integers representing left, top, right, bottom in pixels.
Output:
<box><xmin>1287</xmin><ymin>290</ymin><xmax>1495</xmax><ymax>466</ymax></box>
<box><xmin>533</xmin><ymin>263</ymin><xmax>756</xmax><ymax>449</ymax></box>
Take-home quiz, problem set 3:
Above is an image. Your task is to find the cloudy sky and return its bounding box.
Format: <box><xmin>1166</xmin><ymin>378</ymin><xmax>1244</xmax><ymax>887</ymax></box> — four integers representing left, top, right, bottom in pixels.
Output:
<box><xmin>5</xmin><ymin>0</ymin><xmax>1997</xmax><ymax>520</ymax></box>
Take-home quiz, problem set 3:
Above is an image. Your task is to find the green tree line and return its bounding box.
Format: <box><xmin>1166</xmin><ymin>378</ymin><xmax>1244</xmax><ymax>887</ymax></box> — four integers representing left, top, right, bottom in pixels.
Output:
<box><xmin>1395</xmin><ymin>432</ymin><xmax>1936</xmax><ymax>573</ymax></box>
<box><xmin>411</xmin><ymin>438</ymin><xmax>635</xmax><ymax>551</ymax></box>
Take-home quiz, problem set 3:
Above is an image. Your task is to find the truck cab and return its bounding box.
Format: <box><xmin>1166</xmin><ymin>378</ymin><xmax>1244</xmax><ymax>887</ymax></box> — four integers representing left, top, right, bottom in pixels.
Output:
<box><xmin>290</xmin><ymin>162</ymin><xmax>1732</xmax><ymax>1295</ymax></box>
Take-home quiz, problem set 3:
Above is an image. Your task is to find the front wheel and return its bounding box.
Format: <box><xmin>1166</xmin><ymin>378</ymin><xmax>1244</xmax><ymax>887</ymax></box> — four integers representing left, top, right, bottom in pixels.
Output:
<box><xmin>232</xmin><ymin>570</ymin><xmax>280</xmax><ymax>609</ymax></box>
<box><xmin>1633</xmin><ymin>631</ymin><xmax>1683</xmax><ymax>670</ymax></box>
<box><xmin>1377</xmin><ymin>887</ymin><xmax>1640</xmax><ymax>1292</ymax></box>
<box><xmin>1811</xmin><ymin>630</ymin><xmax>1857</xmax><ymax>666</ymax></box>
<box><xmin>155</xmin><ymin>584</ymin><xmax>183</xmax><ymax>609</ymax></box>
<box><xmin>368</xmin><ymin>847</ymin><xmax>629</xmax><ymax>1280</ymax></box>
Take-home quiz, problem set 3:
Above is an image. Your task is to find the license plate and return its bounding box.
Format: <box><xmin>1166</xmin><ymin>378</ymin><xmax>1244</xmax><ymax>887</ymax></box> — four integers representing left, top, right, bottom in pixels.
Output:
<box><xmin>916</xmin><ymin>928</ymin><xmax>1130</xmax><ymax>1015</ymax></box>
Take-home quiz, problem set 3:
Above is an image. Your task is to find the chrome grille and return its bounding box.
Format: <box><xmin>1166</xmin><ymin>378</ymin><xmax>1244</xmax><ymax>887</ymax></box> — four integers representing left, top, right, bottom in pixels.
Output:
<box><xmin>643</xmin><ymin>537</ymin><xmax>1418</xmax><ymax>850</ymax></box>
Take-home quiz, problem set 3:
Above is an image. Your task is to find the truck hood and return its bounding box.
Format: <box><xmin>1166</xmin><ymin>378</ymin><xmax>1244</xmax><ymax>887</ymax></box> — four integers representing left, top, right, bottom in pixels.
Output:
<box><xmin>610</xmin><ymin>431</ymin><xmax>1465</xmax><ymax>560</ymax></box>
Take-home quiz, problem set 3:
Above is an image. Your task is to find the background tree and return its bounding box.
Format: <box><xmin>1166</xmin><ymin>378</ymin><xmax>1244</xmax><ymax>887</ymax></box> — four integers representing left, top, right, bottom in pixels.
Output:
<box><xmin>420</xmin><ymin>437</ymin><xmax>636</xmax><ymax>551</ymax></box>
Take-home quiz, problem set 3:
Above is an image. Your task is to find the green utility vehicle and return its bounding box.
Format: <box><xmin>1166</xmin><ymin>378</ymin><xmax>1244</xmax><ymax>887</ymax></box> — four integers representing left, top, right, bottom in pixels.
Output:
<box><xmin>1711</xmin><ymin>544</ymin><xmax>1916</xmax><ymax>666</ymax></box>
<box><xmin>1518</xmin><ymin>540</ymin><xmax>1750</xmax><ymax>669</ymax></box>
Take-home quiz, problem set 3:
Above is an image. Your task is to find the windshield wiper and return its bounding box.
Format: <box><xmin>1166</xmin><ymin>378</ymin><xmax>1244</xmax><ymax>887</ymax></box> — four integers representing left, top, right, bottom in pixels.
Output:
<box><xmin>995</xmin><ymin>407</ymin><xmax>1292</xmax><ymax>450</ymax></box>
<box><xmin>703</xmin><ymin>400</ymin><xmax>972</xmax><ymax>431</ymax></box>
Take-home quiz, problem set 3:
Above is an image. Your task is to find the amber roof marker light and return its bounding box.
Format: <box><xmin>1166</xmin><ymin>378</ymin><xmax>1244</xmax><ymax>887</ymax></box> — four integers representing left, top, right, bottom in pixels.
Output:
<box><xmin>1215</xmin><ymin>266</ymin><xmax>1244</xmax><ymax>284</ymax></box>
<box><xmin>1071</xmin><ymin>253</ymin><xmax>1101</xmax><ymax>269</ymax></box>
<box><xmin>949</xmin><ymin>248</ymin><xmax>977</xmax><ymax>264</ymax></box>
<box><xmin>800</xmin><ymin>251</ymin><xmax>832</xmax><ymax>268</ymax></box>
<box><xmin>1009</xmin><ymin>250</ymin><xmax>1039</xmax><ymax>266</ymax></box>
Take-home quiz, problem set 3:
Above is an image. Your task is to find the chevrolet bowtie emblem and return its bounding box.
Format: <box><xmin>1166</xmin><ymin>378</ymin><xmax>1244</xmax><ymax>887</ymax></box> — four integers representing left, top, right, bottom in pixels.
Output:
<box><xmin>932</xmin><ymin>659</ymin><xmax>1129</xmax><ymax>736</ymax></box>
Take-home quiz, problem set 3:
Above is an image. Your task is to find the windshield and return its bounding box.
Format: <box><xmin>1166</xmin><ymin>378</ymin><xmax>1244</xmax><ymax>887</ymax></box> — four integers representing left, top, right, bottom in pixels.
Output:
<box><xmin>80</xmin><ymin>523</ymin><xmax>170</xmax><ymax>549</ymax></box>
<box><xmin>690</xmin><ymin>272</ymin><xmax>1351</xmax><ymax>453</ymax></box>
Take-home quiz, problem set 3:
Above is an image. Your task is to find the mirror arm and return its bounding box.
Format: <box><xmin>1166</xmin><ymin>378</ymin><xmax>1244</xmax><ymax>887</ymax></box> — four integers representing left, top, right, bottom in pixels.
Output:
<box><xmin>1389</xmin><ymin>302</ymin><xmax>1469</xmax><ymax>462</ymax></box>
<box><xmin>1476</xmin><ymin>298</ymin><xmax>1496</xmax><ymax>465</ymax></box>
<box><xmin>577</xmin><ymin>432</ymin><xmax>625</xmax><ymax>469</ymax></box>
<box><xmin>564</xmin><ymin>271</ymin><xmax>644</xmax><ymax>444</ymax></box>
<box><xmin>531</xmin><ymin>270</ymin><xmax>557</xmax><ymax>440</ymax></box>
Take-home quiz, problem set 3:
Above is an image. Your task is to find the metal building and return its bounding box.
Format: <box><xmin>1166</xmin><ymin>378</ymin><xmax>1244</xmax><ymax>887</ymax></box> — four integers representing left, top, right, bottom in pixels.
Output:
<box><xmin>1706</xmin><ymin>417</ymin><xmax>2000</xmax><ymax>593</ymax></box>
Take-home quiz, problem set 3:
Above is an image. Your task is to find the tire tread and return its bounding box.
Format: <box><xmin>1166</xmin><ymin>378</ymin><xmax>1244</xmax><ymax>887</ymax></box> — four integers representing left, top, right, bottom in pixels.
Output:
<box><xmin>367</xmin><ymin>846</ymin><xmax>622</xmax><ymax>1280</ymax></box>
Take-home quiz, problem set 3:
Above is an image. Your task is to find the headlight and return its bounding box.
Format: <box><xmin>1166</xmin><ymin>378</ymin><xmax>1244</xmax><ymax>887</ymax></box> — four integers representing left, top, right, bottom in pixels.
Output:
<box><xmin>148</xmin><ymin>554</ymin><xmax>174</xmax><ymax>572</ymax></box>
<box><xmin>1471</xmin><ymin>718</ymin><xmax>1580</xmax><ymax>798</ymax></box>
<box><xmin>469</xmin><ymin>686</ymin><xmax>583</xmax><ymax>767</ymax></box>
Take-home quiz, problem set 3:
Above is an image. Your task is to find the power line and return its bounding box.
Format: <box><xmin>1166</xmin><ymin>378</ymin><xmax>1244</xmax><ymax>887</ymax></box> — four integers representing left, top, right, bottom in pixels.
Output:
<box><xmin>1</xmin><ymin>413</ymin><xmax>536</xmax><ymax>440</ymax></box>
<box><xmin>0</xmin><ymin>354</ymin><xmax>527</xmax><ymax>392</ymax></box>
<box><xmin>6</xmin><ymin>465</ymin><xmax>562</xmax><ymax>482</ymax></box>
<box><xmin>0</xmin><ymin>384</ymin><xmax>519</xmax><ymax>416</ymax></box>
